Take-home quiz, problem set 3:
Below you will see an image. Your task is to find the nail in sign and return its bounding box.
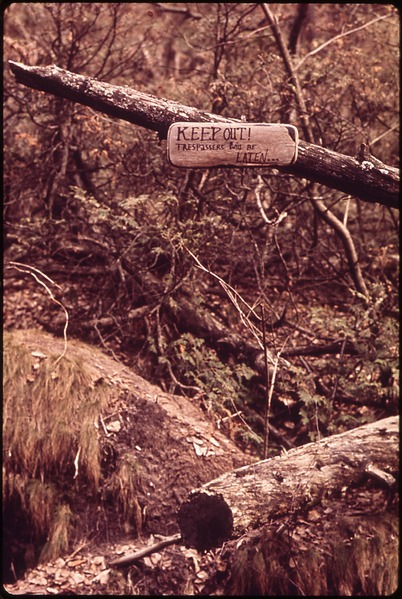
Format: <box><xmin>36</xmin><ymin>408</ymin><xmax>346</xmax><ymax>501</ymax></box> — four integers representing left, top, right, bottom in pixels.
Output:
<box><xmin>167</xmin><ymin>122</ymin><xmax>298</xmax><ymax>168</ymax></box>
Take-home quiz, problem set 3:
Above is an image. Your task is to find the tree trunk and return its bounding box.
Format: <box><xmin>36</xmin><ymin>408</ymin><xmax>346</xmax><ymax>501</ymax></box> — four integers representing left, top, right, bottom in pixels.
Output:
<box><xmin>177</xmin><ymin>416</ymin><xmax>398</xmax><ymax>551</ymax></box>
<box><xmin>8</xmin><ymin>61</ymin><xmax>399</xmax><ymax>209</ymax></box>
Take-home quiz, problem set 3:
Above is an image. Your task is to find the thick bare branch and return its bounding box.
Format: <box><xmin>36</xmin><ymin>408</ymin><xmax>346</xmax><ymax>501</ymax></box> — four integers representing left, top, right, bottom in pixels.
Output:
<box><xmin>8</xmin><ymin>61</ymin><xmax>399</xmax><ymax>209</ymax></box>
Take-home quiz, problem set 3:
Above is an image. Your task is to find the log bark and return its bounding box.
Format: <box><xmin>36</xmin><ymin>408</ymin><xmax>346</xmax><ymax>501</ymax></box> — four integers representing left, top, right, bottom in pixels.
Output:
<box><xmin>8</xmin><ymin>61</ymin><xmax>399</xmax><ymax>209</ymax></box>
<box><xmin>177</xmin><ymin>416</ymin><xmax>398</xmax><ymax>550</ymax></box>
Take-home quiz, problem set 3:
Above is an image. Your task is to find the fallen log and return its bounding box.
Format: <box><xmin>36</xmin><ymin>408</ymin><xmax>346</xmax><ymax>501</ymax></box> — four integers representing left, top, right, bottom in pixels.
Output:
<box><xmin>8</xmin><ymin>61</ymin><xmax>399</xmax><ymax>209</ymax></box>
<box><xmin>213</xmin><ymin>489</ymin><xmax>398</xmax><ymax>595</ymax></box>
<box><xmin>177</xmin><ymin>416</ymin><xmax>398</xmax><ymax>551</ymax></box>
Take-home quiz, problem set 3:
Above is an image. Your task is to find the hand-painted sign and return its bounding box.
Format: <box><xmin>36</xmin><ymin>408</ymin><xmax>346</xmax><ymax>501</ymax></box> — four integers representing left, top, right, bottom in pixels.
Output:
<box><xmin>167</xmin><ymin>122</ymin><xmax>298</xmax><ymax>168</ymax></box>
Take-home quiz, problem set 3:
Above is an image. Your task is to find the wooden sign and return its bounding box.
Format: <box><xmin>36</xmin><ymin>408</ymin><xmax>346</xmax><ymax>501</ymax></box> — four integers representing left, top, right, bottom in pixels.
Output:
<box><xmin>167</xmin><ymin>122</ymin><xmax>298</xmax><ymax>168</ymax></box>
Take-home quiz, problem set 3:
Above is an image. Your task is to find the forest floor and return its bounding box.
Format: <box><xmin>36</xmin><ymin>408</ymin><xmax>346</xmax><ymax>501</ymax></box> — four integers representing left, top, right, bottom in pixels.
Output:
<box><xmin>3</xmin><ymin>257</ymin><xmax>398</xmax><ymax>595</ymax></box>
<box><xmin>3</xmin><ymin>534</ymin><xmax>226</xmax><ymax>595</ymax></box>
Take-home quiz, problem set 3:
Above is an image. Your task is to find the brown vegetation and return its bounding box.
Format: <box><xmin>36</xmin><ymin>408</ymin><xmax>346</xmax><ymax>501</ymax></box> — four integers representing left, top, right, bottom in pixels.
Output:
<box><xmin>3</xmin><ymin>2</ymin><xmax>399</xmax><ymax>595</ymax></box>
<box><xmin>3</xmin><ymin>329</ymin><xmax>248</xmax><ymax>586</ymax></box>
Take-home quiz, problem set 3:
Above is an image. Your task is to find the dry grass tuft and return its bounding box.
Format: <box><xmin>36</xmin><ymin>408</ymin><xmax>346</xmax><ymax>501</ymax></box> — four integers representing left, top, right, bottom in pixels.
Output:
<box><xmin>39</xmin><ymin>503</ymin><xmax>73</xmax><ymax>563</ymax></box>
<box><xmin>108</xmin><ymin>454</ymin><xmax>143</xmax><ymax>535</ymax></box>
<box><xmin>3</xmin><ymin>330</ymin><xmax>109</xmax><ymax>560</ymax></box>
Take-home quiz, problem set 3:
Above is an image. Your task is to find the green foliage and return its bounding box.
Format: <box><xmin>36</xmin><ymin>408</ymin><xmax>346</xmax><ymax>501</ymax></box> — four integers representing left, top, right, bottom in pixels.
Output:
<box><xmin>298</xmin><ymin>388</ymin><xmax>330</xmax><ymax>441</ymax></box>
<box><xmin>286</xmin><ymin>272</ymin><xmax>398</xmax><ymax>440</ymax></box>
<box><xmin>168</xmin><ymin>333</ymin><xmax>254</xmax><ymax>409</ymax></box>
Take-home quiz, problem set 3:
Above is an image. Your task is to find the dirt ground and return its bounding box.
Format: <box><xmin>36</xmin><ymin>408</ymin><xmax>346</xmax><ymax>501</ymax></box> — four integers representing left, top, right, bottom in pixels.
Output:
<box><xmin>3</xmin><ymin>536</ymin><xmax>229</xmax><ymax>595</ymax></box>
<box><xmin>3</xmin><ymin>328</ymin><xmax>251</xmax><ymax>594</ymax></box>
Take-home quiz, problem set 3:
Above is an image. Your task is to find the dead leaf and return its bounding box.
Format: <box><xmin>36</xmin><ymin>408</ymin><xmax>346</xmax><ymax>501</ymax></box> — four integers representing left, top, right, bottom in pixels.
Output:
<box><xmin>67</xmin><ymin>558</ymin><xmax>86</xmax><ymax>567</ymax></box>
<box><xmin>190</xmin><ymin>555</ymin><xmax>200</xmax><ymax>574</ymax></box>
<box><xmin>106</xmin><ymin>420</ymin><xmax>121</xmax><ymax>433</ymax></box>
<box><xmin>55</xmin><ymin>568</ymin><xmax>70</xmax><ymax>582</ymax></box>
<box><xmin>30</xmin><ymin>575</ymin><xmax>48</xmax><ymax>585</ymax></box>
<box><xmin>69</xmin><ymin>571</ymin><xmax>85</xmax><ymax>584</ymax></box>
<box><xmin>193</xmin><ymin>442</ymin><xmax>207</xmax><ymax>457</ymax></box>
<box><xmin>215</xmin><ymin>557</ymin><xmax>227</xmax><ymax>572</ymax></box>
<box><xmin>308</xmin><ymin>509</ymin><xmax>321</xmax><ymax>522</ymax></box>
<box><xmin>31</xmin><ymin>350</ymin><xmax>47</xmax><ymax>359</ymax></box>
<box><xmin>54</xmin><ymin>558</ymin><xmax>66</xmax><ymax>568</ymax></box>
<box><xmin>93</xmin><ymin>569</ymin><xmax>110</xmax><ymax>585</ymax></box>
<box><xmin>143</xmin><ymin>556</ymin><xmax>154</xmax><ymax>568</ymax></box>
<box><xmin>161</xmin><ymin>556</ymin><xmax>172</xmax><ymax>570</ymax></box>
<box><xmin>182</xmin><ymin>577</ymin><xmax>195</xmax><ymax>594</ymax></box>
<box><xmin>209</xmin><ymin>436</ymin><xmax>220</xmax><ymax>447</ymax></box>
<box><xmin>191</xmin><ymin>437</ymin><xmax>204</xmax><ymax>445</ymax></box>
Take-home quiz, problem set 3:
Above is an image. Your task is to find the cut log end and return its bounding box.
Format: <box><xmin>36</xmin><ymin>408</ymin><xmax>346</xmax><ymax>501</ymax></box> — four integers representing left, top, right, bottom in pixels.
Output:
<box><xmin>177</xmin><ymin>492</ymin><xmax>233</xmax><ymax>551</ymax></box>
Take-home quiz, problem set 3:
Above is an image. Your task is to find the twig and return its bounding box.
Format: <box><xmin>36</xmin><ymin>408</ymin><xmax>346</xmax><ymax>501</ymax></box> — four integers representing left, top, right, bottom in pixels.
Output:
<box><xmin>260</xmin><ymin>303</ymin><xmax>292</xmax><ymax>457</ymax></box>
<box><xmin>99</xmin><ymin>414</ymin><xmax>111</xmax><ymax>437</ymax></box>
<box><xmin>108</xmin><ymin>533</ymin><xmax>182</xmax><ymax>568</ymax></box>
<box><xmin>227</xmin><ymin>396</ymin><xmax>262</xmax><ymax>444</ymax></box>
<box><xmin>343</xmin><ymin>197</ymin><xmax>351</xmax><ymax>226</ymax></box>
<box><xmin>370</xmin><ymin>124</ymin><xmax>399</xmax><ymax>146</ymax></box>
<box><xmin>254</xmin><ymin>175</ymin><xmax>288</xmax><ymax>226</ymax></box>
<box><xmin>260</xmin><ymin>3</ymin><xmax>313</xmax><ymax>144</ymax></box>
<box><xmin>7</xmin><ymin>261</ymin><xmax>69</xmax><ymax>364</ymax></box>
<box><xmin>93</xmin><ymin>320</ymin><xmax>121</xmax><ymax>363</ymax></box>
<box><xmin>267</xmin><ymin>421</ymin><xmax>295</xmax><ymax>450</ymax></box>
<box><xmin>294</xmin><ymin>13</ymin><xmax>391</xmax><ymax>72</ymax></box>
<box><xmin>219</xmin><ymin>410</ymin><xmax>243</xmax><ymax>423</ymax></box>
<box><xmin>73</xmin><ymin>446</ymin><xmax>81</xmax><ymax>480</ymax></box>
<box><xmin>165</xmin><ymin>359</ymin><xmax>203</xmax><ymax>394</ymax></box>
<box><xmin>261</xmin><ymin>305</ymin><xmax>271</xmax><ymax>459</ymax></box>
<box><xmin>184</xmin><ymin>247</ymin><xmax>266</xmax><ymax>354</ymax></box>
<box><xmin>260</xmin><ymin>4</ymin><xmax>370</xmax><ymax>302</ymax></box>
<box><xmin>264</xmin><ymin>355</ymin><xmax>280</xmax><ymax>459</ymax></box>
<box><xmin>331</xmin><ymin>336</ymin><xmax>348</xmax><ymax>404</ymax></box>
<box><xmin>66</xmin><ymin>539</ymin><xmax>89</xmax><ymax>562</ymax></box>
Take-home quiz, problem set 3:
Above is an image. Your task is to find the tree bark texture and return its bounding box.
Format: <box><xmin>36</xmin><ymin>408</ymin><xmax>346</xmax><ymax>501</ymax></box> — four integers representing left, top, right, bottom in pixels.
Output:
<box><xmin>9</xmin><ymin>61</ymin><xmax>399</xmax><ymax>209</ymax></box>
<box><xmin>177</xmin><ymin>416</ymin><xmax>398</xmax><ymax>550</ymax></box>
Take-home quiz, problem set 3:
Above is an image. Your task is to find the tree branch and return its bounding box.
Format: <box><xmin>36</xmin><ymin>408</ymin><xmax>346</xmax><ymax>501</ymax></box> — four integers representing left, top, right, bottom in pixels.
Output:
<box><xmin>294</xmin><ymin>12</ymin><xmax>392</xmax><ymax>71</ymax></box>
<box><xmin>260</xmin><ymin>4</ymin><xmax>373</xmax><ymax>300</ymax></box>
<box><xmin>108</xmin><ymin>533</ymin><xmax>182</xmax><ymax>569</ymax></box>
<box><xmin>8</xmin><ymin>61</ymin><xmax>398</xmax><ymax>209</ymax></box>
